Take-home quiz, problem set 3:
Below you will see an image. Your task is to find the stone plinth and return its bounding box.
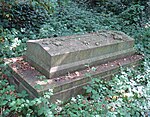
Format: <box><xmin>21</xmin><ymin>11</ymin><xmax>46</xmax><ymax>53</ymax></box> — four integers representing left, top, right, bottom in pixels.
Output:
<box><xmin>7</xmin><ymin>55</ymin><xmax>143</xmax><ymax>102</ymax></box>
<box><xmin>25</xmin><ymin>31</ymin><xmax>136</xmax><ymax>78</ymax></box>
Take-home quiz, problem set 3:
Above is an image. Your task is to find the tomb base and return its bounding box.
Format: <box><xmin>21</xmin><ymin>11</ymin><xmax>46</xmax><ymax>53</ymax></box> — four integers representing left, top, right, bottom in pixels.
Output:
<box><xmin>6</xmin><ymin>54</ymin><xmax>143</xmax><ymax>102</ymax></box>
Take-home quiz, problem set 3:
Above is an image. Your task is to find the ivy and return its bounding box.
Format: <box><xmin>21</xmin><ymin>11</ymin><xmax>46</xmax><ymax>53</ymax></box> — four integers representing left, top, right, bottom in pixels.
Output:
<box><xmin>0</xmin><ymin>0</ymin><xmax>150</xmax><ymax>116</ymax></box>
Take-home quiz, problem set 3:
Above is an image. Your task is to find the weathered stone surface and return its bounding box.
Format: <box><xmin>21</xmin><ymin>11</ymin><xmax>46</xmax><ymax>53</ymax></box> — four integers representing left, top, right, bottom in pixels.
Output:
<box><xmin>7</xmin><ymin>55</ymin><xmax>143</xmax><ymax>102</ymax></box>
<box><xmin>25</xmin><ymin>31</ymin><xmax>136</xmax><ymax>78</ymax></box>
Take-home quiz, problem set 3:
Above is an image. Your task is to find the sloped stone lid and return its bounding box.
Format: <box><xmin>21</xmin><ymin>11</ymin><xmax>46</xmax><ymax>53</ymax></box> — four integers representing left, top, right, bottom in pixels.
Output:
<box><xmin>25</xmin><ymin>30</ymin><xmax>135</xmax><ymax>78</ymax></box>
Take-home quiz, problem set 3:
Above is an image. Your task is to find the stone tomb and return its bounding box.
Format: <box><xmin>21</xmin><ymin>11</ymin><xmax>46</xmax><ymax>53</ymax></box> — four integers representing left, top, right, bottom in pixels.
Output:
<box><xmin>7</xmin><ymin>30</ymin><xmax>143</xmax><ymax>102</ymax></box>
<box><xmin>25</xmin><ymin>31</ymin><xmax>135</xmax><ymax>78</ymax></box>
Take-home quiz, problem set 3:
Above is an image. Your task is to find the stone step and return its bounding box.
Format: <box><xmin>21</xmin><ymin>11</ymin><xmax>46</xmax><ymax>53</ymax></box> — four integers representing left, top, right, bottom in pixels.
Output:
<box><xmin>25</xmin><ymin>31</ymin><xmax>136</xmax><ymax>78</ymax></box>
<box><xmin>7</xmin><ymin>54</ymin><xmax>143</xmax><ymax>102</ymax></box>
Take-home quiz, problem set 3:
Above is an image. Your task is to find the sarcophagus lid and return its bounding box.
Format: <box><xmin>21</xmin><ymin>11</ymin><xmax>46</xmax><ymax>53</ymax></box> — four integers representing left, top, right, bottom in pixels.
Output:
<box><xmin>25</xmin><ymin>30</ymin><xmax>135</xmax><ymax>78</ymax></box>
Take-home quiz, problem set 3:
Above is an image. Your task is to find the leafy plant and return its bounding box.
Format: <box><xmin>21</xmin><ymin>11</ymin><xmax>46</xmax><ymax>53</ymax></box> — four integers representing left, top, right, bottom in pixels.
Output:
<box><xmin>119</xmin><ymin>4</ymin><xmax>145</xmax><ymax>27</ymax></box>
<box><xmin>0</xmin><ymin>78</ymin><xmax>56</xmax><ymax>117</ymax></box>
<box><xmin>61</xmin><ymin>66</ymin><xmax>150</xmax><ymax>116</ymax></box>
<box><xmin>0</xmin><ymin>28</ymin><xmax>26</xmax><ymax>60</ymax></box>
<box><xmin>0</xmin><ymin>0</ymin><xmax>150</xmax><ymax>116</ymax></box>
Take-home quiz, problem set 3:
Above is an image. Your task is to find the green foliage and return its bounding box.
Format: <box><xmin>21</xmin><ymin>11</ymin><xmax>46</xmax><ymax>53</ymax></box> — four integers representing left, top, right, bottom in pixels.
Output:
<box><xmin>84</xmin><ymin>0</ymin><xmax>149</xmax><ymax>8</ymax></box>
<box><xmin>0</xmin><ymin>79</ymin><xmax>55</xmax><ymax>117</ymax></box>
<box><xmin>135</xmin><ymin>27</ymin><xmax>150</xmax><ymax>58</ymax></box>
<box><xmin>0</xmin><ymin>1</ymin><xmax>48</xmax><ymax>30</ymax></box>
<box><xmin>0</xmin><ymin>0</ymin><xmax>150</xmax><ymax>116</ymax></box>
<box><xmin>59</xmin><ymin>66</ymin><xmax>150</xmax><ymax>116</ymax></box>
<box><xmin>59</xmin><ymin>95</ymin><xmax>108</xmax><ymax>116</ymax></box>
<box><xmin>0</xmin><ymin>28</ymin><xmax>26</xmax><ymax>60</ymax></box>
<box><xmin>119</xmin><ymin>4</ymin><xmax>145</xmax><ymax>26</ymax></box>
<box><xmin>0</xmin><ymin>0</ymin><xmax>68</xmax><ymax>31</ymax></box>
<box><xmin>38</xmin><ymin>1</ymin><xmax>105</xmax><ymax>37</ymax></box>
<box><xmin>0</xmin><ymin>79</ymin><xmax>16</xmax><ymax>116</ymax></box>
<box><xmin>0</xmin><ymin>1</ymin><xmax>149</xmax><ymax>60</ymax></box>
<box><xmin>0</xmin><ymin>64</ymin><xmax>150</xmax><ymax>116</ymax></box>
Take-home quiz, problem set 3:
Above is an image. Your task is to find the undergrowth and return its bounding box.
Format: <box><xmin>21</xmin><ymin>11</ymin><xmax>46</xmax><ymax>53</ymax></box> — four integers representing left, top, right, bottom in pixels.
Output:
<box><xmin>0</xmin><ymin>1</ymin><xmax>150</xmax><ymax>60</ymax></box>
<box><xmin>0</xmin><ymin>0</ymin><xmax>150</xmax><ymax>116</ymax></box>
<box><xmin>60</xmin><ymin>63</ymin><xmax>150</xmax><ymax>117</ymax></box>
<box><xmin>0</xmin><ymin>61</ymin><xmax>149</xmax><ymax>117</ymax></box>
